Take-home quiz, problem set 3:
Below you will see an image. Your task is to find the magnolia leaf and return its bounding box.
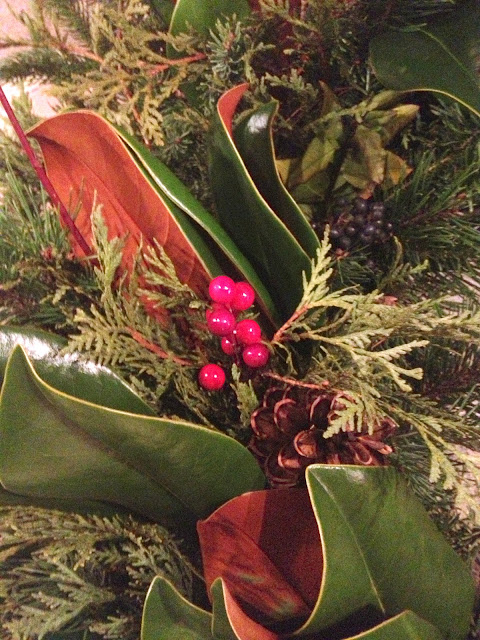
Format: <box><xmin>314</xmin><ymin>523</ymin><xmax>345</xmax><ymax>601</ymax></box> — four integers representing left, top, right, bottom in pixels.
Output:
<box><xmin>233</xmin><ymin>100</ymin><xmax>320</xmax><ymax>258</ymax></box>
<box><xmin>0</xmin><ymin>326</ymin><xmax>154</xmax><ymax>415</ymax></box>
<box><xmin>141</xmin><ymin>577</ymin><xmax>212</xmax><ymax>640</ymax></box>
<box><xmin>345</xmin><ymin>611</ymin><xmax>444</xmax><ymax>640</ymax></box>
<box><xmin>198</xmin><ymin>489</ymin><xmax>319</xmax><ymax>630</ymax></box>
<box><xmin>0</xmin><ymin>484</ymin><xmax>123</xmax><ymax>517</ymax></box>
<box><xmin>197</xmin><ymin>466</ymin><xmax>474</xmax><ymax>639</ymax></box>
<box><xmin>210</xmin><ymin>580</ymin><xmax>443</xmax><ymax>640</ymax></box>
<box><xmin>209</xmin><ymin>84</ymin><xmax>312</xmax><ymax>320</ymax></box>
<box><xmin>0</xmin><ymin>346</ymin><xmax>265</xmax><ymax>524</ymax></box>
<box><xmin>167</xmin><ymin>0</ymin><xmax>250</xmax><ymax>57</ymax></box>
<box><xmin>28</xmin><ymin>111</ymin><xmax>218</xmax><ymax>298</ymax></box>
<box><xmin>114</xmin><ymin>126</ymin><xmax>281</xmax><ymax>327</ymax></box>
<box><xmin>370</xmin><ymin>0</ymin><xmax>480</xmax><ymax>118</ymax></box>
<box><xmin>149</xmin><ymin>0</ymin><xmax>175</xmax><ymax>24</ymax></box>
<box><xmin>301</xmin><ymin>465</ymin><xmax>475</xmax><ymax>640</ymax></box>
<box><xmin>211</xmin><ymin>579</ymin><xmax>278</xmax><ymax>640</ymax></box>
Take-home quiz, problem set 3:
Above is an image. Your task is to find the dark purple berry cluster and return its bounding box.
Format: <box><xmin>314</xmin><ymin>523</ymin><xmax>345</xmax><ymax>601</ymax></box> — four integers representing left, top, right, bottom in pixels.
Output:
<box><xmin>198</xmin><ymin>276</ymin><xmax>270</xmax><ymax>391</ymax></box>
<box><xmin>328</xmin><ymin>197</ymin><xmax>394</xmax><ymax>251</ymax></box>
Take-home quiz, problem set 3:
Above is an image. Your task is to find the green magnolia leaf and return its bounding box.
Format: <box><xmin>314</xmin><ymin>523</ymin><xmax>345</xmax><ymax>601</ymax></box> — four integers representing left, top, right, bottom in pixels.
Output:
<box><xmin>141</xmin><ymin>577</ymin><xmax>212</xmax><ymax>640</ymax></box>
<box><xmin>347</xmin><ymin>611</ymin><xmax>444</xmax><ymax>640</ymax></box>
<box><xmin>209</xmin><ymin>84</ymin><xmax>312</xmax><ymax>320</ymax></box>
<box><xmin>301</xmin><ymin>465</ymin><xmax>475</xmax><ymax>640</ymax></box>
<box><xmin>0</xmin><ymin>346</ymin><xmax>265</xmax><ymax>524</ymax></box>
<box><xmin>150</xmin><ymin>0</ymin><xmax>175</xmax><ymax>25</ymax></box>
<box><xmin>167</xmin><ymin>0</ymin><xmax>250</xmax><ymax>56</ymax></box>
<box><xmin>209</xmin><ymin>579</ymin><xmax>444</xmax><ymax>640</ymax></box>
<box><xmin>197</xmin><ymin>466</ymin><xmax>474</xmax><ymax>639</ymax></box>
<box><xmin>233</xmin><ymin>101</ymin><xmax>320</xmax><ymax>259</ymax></box>
<box><xmin>115</xmin><ymin>126</ymin><xmax>281</xmax><ymax>327</ymax></box>
<box><xmin>370</xmin><ymin>0</ymin><xmax>480</xmax><ymax>118</ymax></box>
<box><xmin>0</xmin><ymin>484</ymin><xmax>123</xmax><ymax>516</ymax></box>
<box><xmin>0</xmin><ymin>326</ymin><xmax>154</xmax><ymax>415</ymax></box>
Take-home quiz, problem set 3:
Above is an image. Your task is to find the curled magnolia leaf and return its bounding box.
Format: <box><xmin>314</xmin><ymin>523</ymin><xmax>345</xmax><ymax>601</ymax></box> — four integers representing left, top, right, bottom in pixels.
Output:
<box><xmin>28</xmin><ymin>111</ymin><xmax>216</xmax><ymax>297</ymax></box>
<box><xmin>196</xmin><ymin>465</ymin><xmax>475</xmax><ymax>639</ymax></box>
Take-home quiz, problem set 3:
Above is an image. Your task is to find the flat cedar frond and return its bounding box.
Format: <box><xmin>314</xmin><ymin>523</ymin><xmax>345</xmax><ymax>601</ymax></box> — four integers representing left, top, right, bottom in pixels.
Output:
<box><xmin>231</xmin><ymin>364</ymin><xmax>259</xmax><ymax>435</ymax></box>
<box><xmin>270</xmin><ymin>232</ymin><xmax>480</xmax><ymax>515</ymax></box>
<box><xmin>0</xmin><ymin>506</ymin><xmax>192</xmax><ymax>640</ymax></box>
<box><xmin>66</xmin><ymin>208</ymin><xmax>207</xmax><ymax>409</ymax></box>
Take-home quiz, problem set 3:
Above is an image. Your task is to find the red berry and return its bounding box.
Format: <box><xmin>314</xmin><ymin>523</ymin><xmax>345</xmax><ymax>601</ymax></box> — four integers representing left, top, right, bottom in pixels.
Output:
<box><xmin>235</xmin><ymin>318</ymin><xmax>262</xmax><ymax>345</ymax></box>
<box><xmin>242</xmin><ymin>343</ymin><xmax>270</xmax><ymax>368</ymax></box>
<box><xmin>205</xmin><ymin>302</ymin><xmax>224</xmax><ymax>322</ymax></box>
<box><xmin>198</xmin><ymin>364</ymin><xmax>225</xmax><ymax>390</ymax></box>
<box><xmin>221</xmin><ymin>335</ymin><xmax>236</xmax><ymax>355</ymax></box>
<box><xmin>209</xmin><ymin>275</ymin><xmax>235</xmax><ymax>304</ymax></box>
<box><xmin>231</xmin><ymin>281</ymin><xmax>255</xmax><ymax>311</ymax></box>
<box><xmin>207</xmin><ymin>307</ymin><xmax>236</xmax><ymax>336</ymax></box>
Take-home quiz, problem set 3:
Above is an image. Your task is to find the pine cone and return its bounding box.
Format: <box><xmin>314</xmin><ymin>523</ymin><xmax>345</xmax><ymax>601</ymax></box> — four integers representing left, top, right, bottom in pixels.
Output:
<box><xmin>249</xmin><ymin>386</ymin><xmax>396</xmax><ymax>488</ymax></box>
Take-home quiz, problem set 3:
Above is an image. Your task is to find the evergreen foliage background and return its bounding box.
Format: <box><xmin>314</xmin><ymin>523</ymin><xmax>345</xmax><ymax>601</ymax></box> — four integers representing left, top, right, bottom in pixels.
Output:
<box><xmin>0</xmin><ymin>1</ymin><xmax>479</xmax><ymax>638</ymax></box>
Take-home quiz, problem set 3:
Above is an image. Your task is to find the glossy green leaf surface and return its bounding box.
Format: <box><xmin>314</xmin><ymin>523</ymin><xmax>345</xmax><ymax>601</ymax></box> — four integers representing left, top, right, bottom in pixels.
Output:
<box><xmin>0</xmin><ymin>326</ymin><xmax>154</xmax><ymax>415</ymax></box>
<box><xmin>370</xmin><ymin>0</ymin><xmax>480</xmax><ymax>117</ymax></box>
<box><xmin>141</xmin><ymin>577</ymin><xmax>212</xmax><ymax>640</ymax></box>
<box><xmin>209</xmin><ymin>579</ymin><xmax>443</xmax><ymax>640</ymax></box>
<box><xmin>0</xmin><ymin>346</ymin><xmax>265</xmax><ymax>524</ymax></box>
<box><xmin>301</xmin><ymin>465</ymin><xmax>475</xmax><ymax>640</ymax></box>
<box><xmin>209</xmin><ymin>84</ymin><xmax>311</xmax><ymax>320</ymax></box>
<box><xmin>347</xmin><ymin>611</ymin><xmax>444</xmax><ymax>640</ymax></box>
<box><xmin>168</xmin><ymin>0</ymin><xmax>250</xmax><ymax>56</ymax></box>
<box><xmin>233</xmin><ymin>101</ymin><xmax>320</xmax><ymax>259</ymax></box>
<box><xmin>0</xmin><ymin>484</ymin><xmax>123</xmax><ymax>516</ymax></box>
<box><xmin>196</xmin><ymin>466</ymin><xmax>474</xmax><ymax>639</ymax></box>
<box><xmin>115</xmin><ymin>126</ymin><xmax>281</xmax><ymax>327</ymax></box>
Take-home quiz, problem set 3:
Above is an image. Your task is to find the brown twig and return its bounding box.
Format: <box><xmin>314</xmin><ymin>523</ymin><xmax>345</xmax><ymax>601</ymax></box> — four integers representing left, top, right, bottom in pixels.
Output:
<box><xmin>148</xmin><ymin>52</ymin><xmax>206</xmax><ymax>76</ymax></box>
<box><xmin>263</xmin><ymin>372</ymin><xmax>330</xmax><ymax>389</ymax></box>
<box><xmin>272</xmin><ymin>305</ymin><xmax>307</xmax><ymax>343</ymax></box>
<box><xmin>127</xmin><ymin>328</ymin><xmax>193</xmax><ymax>366</ymax></box>
<box><xmin>0</xmin><ymin>85</ymin><xmax>92</xmax><ymax>257</ymax></box>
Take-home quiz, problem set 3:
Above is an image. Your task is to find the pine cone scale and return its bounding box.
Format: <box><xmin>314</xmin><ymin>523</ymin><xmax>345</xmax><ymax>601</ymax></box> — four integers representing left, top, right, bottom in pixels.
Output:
<box><xmin>249</xmin><ymin>385</ymin><xmax>396</xmax><ymax>488</ymax></box>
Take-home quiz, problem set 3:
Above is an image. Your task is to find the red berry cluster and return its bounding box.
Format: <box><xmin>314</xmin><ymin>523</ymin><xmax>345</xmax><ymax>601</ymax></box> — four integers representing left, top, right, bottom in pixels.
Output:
<box><xmin>198</xmin><ymin>276</ymin><xmax>270</xmax><ymax>391</ymax></box>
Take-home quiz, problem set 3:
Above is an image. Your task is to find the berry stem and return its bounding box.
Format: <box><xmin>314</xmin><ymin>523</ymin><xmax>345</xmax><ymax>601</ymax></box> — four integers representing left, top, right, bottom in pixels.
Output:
<box><xmin>263</xmin><ymin>372</ymin><xmax>330</xmax><ymax>389</ymax></box>
<box><xmin>271</xmin><ymin>305</ymin><xmax>308</xmax><ymax>343</ymax></box>
<box><xmin>127</xmin><ymin>328</ymin><xmax>193</xmax><ymax>366</ymax></box>
<box><xmin>0</xmin><ymin>85</ymin><xmax>92</xmax><ymax>257</ymax></box>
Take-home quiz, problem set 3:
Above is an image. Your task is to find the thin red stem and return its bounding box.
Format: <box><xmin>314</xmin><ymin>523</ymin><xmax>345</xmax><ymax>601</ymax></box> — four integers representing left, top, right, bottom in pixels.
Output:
<box><xmin>0</xmin><ymin>85</ymin><xmax>92</xmax><ymax>257</ymax></box>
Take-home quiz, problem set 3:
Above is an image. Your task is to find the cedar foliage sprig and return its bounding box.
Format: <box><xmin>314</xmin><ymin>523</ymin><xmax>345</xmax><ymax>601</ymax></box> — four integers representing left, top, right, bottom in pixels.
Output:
<box><xmin>65</xmin><ymin>209</ymin><xmax>246</xmax><ymax>431</ymax></box>
<box><xmin>65</xmin><ymin>208</ymin><xmax>204</xmax><ymax>405</ymax></box>
<box><xmin>0</xmin><ymin>506</ymin><xmax>193</xmax><ymax>640</ymax></box>
<box><xmin>271</xmin><ymin>230</ymin><xmax>480</xmax><ymax>518</ymax></box>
